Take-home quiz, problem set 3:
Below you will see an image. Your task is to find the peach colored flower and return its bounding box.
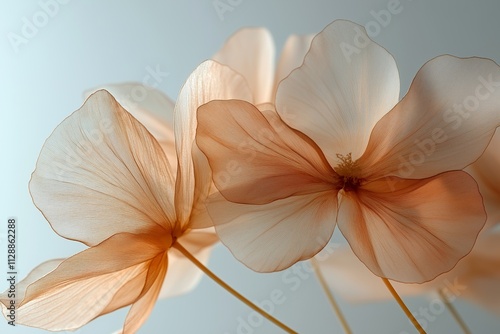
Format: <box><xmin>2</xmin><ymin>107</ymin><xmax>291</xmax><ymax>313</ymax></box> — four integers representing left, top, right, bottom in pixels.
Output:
<box><xmin>0</xmin><ymin>60</ymin><xmax>251</xmax><ymax>333</ymax></box>
<box><xmin>196</xmin><ymin>20</ymin><xmax>500</xmax><ymax>283</ymax></box>
<box><xmin>318</xmin><ymin>226</ymin><xmax>500</xmax><ymax>315</ymax></box>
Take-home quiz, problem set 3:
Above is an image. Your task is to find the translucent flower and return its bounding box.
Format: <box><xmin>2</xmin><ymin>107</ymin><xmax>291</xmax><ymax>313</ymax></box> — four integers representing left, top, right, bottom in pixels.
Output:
<box><xmin>196</xmin><ymin>20</ymin><xmax>500</xmax><ymax>283</ymax></box>
<box><xmin>0</xmin><ymin>60</ymin><xmax>251</xmax><ymax>333</ymax></box>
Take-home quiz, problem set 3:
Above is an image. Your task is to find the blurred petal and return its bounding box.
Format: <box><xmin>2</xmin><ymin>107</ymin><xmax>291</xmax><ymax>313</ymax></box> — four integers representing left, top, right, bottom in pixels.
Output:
<box><xmin>338</xmin><ymin>171</ymin><xmax>486</xmax><ymax>283</ymax></box>
<box><xmin>359</xmin><ymin>56</ymin><xmax>500</xmax><ymax>179</ymax></box>
<box><xmin>30</xmin><ymin>90</ymin><xmax>176</xmax><ymax>246</ymax></box>
<box><xmin>460</xmin><ymin>230</ymin><xmax>500</xmax><ymax>314</ymax></box>
<box><xmin>159</xmin><ymin>229</ymin><xmax>218</xmax><ymax>299</ymax></box>
<box><xmin>84</xmin><ymin>83</ymin><xmax>177</xmax><ymax>171</ymax></box>
<box><xmin>274</xmin><ymin>34</ymin><xmax>313</xmax><ymax>97</ymax></box>
<box><xmin>174</xmin><ymin>61</ymin><xmax>252</xmax><ymax>227</ymax></box>
<box><xmin>1</xmin><ymin>232</ymin><xmax>168</xmax><ymax>331</ymax></box>
<box><xmin>317</xmin><ymin>247</ymin><xmax>432</xmax><ymax>302</ymax></box>
<box><xmin>208</xmin><ymin>191</ymin><xmax>338</xmax><ymax>272</ymax></box>
<box><xmin>197</xmin><ymin>99</ymin><xmax>337</xmax><ymax>205</ymax></box>
<box><xmin>276</xmin><ymin>20</ymin><xmax>400</xmax><ymax>166</ymax></box>
<box><xmin>213</xmin><ymin>28</ymin><xmax>275</xmax><ymax>104</ymax></box>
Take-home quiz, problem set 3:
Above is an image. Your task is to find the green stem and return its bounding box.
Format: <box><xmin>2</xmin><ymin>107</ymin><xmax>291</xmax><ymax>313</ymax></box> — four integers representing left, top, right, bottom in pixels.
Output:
<box><xmin>174</xmin><ymin>242</ymin><xmax>297</xmax><ymax>333</ymax></box>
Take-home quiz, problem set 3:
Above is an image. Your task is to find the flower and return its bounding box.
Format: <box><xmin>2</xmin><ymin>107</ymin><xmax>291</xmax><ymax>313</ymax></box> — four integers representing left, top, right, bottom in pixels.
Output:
<box><xmin>317</xmin><ymin>226</ymin><xmax>500</xmax><ymax>315</ymax></box>
<box><xmin>196</xmin><ymin>20</ymin><xmax>500</xmax><ymax>283</ymax></box>
<box><xmin>0</xmin><ymin>60</ymin><xmax>251</xmax><ymax>333</ymax></box>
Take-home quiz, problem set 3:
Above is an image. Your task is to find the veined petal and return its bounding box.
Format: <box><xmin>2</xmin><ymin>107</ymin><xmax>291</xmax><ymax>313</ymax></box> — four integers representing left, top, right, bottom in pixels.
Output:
<box><xmin>273</xmin><ymin>34</ymin><xmax>314</xmax><ymax>99</ymax></box>
<box><xmin>208</xmin><ymin>191</ymin><xmax>338</xmax><ymax>272</ymax></box>
<box><xmin>121</xmin><ymin>252</ymin><xmax>168</xmax><ymax>334</ymax></box>
<box><xmin>30</xmin><ymin>90</ymin><xmax>176</xmax><ymax>246</ymax></box>
<box><xmin>159</xmin><ymin>229</ymin><xmax>218</xmax><ymax>299</ymax></box>
<box><xmin>276</xmin><ymin>20</ymin><xmax>400</xmax><ymax>166</ymax></box>
<box><xmin>359</xmin><ymin>56</ymin><xmax>500</xmax><ymax>179</ymax></box>
<box><xmin>0</xmin><ymin>259</ymin><xmax>63</xmax><ymax>306</ymax></box>
<box><xmin>85</xmin><ymin>83</ymin><xmax>177</xmax><ymax>171</ymax></box>
<box><xmin>213</xmin><ymin>28</ymin><xmax>275</xmax><ymax>104</ymax></box>
<box><xmin>0</xmin><ymin>232</ymin><xmax>168</xmax><ymax>331</ymax></box>
<box><xmin>338</xmin><ymin>171</ymin><xmax>486</xmax><ymax>283</ymax></box>
<box><xmin>196</xmin><ymin>100</ymin><xmax>337</xmax><ymax>205</ymax></box>
<box><xmin>174</xmin><ymin>61</ymin><xmax>252</xmax><ymax>228</ymax></box>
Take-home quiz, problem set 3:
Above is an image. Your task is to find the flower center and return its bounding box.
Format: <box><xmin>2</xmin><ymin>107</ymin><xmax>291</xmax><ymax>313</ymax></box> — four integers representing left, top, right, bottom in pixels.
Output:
<box><xmin>334</xmin><ymin>153</ymin><xmax>362</xmax><ymax>191</ymax></box>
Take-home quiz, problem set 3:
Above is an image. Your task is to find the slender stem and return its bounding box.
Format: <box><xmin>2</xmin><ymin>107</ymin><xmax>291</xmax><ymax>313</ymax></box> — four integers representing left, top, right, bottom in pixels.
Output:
<box><xmin>382</xmin><ymin>278</ymin><xmax>426</xmax><ymax>334</ymax></box>
<box><xmin>437</xmin><ymin>289</ymin><xmax>471</xmax><ymax>334</ymax></box>
<box><xmin>311</xmin><ymin>258</ymin><xmax>353</xmax><ymax>334</ymax></box>
<box><xmin>174</xmin><ymin>242</ymin><xmax>297</xmax><ymax>334</ymax></box>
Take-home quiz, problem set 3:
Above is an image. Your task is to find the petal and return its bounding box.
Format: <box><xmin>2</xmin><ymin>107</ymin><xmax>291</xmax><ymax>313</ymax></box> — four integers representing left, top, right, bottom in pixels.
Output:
<box><xmin>29</xmin><ymin>90</ymin><xmax>176</xmax><ymax>246</ymax></box>
<box><xmin>338</xmin><ymin>171</ymin><xmax>486</xmax><ymax>283</ymax></box>
<box><xmin>359</xmin><ymin>56</ymin><xmax>500</xmax><ymax>179</ymax></box>
<box><xmin>121</xmin><ymin>253</ymin><xmax>168</xmax><ymax>334</ymax></box>
<box><xmin>0</xmin><ymin>232</ymin><xmax>168</xmax><ymax>331</ymax></box>
<box><xmin>196</xmin><ymin>99</ymin><xmax>337</xmax><ymax>205</ymax></box>
<box><xmin>273</xmin><ymin>34</ymin><xmax>314</xmax><ymax>98</ymax></box>
<box><xmin>276</xmin><ymin>20</ymin><xmax>400</xmax><ymax>167</ymax></box>
<box><xmin>0</xmin><ymin>259</ymin><xmax>63</xmax><ymax>305</ymax></box>
<box><xmin>85</xmin><ymin>83</ymin><xmax>177</xmax><ymax>172</ymax></box>
<box><xmin>174</xmin><ymin>61</ymin><xmax>252</xmax><ymax>227</ymax></box>
<box><xmin>213</xmin><ymin>28</ymin><xmax>275</xmax><ymax>104</ymax></box>
<box><xmin>159</xmin><ymin>229</ymin><xmax>218</xmax><ymax>299</ymax></box>
<box><xmin>208</xmin><ymin>191</ymin><xmax>338</xmax><ymax>272</ymax></box>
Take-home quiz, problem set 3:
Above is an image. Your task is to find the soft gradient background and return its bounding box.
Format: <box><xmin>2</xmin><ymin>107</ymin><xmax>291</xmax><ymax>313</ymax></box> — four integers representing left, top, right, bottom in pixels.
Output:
<box><xmin>1</xmin><ymin>0</ymin><xmax>500</xmax><ymax>333</ymax></box>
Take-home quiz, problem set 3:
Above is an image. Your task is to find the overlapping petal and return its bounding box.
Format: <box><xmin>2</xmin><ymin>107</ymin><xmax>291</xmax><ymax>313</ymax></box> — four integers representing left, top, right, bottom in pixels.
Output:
<box><xmin>85</xmin><ymin>83</ymin><xmax>177</xmax><ymax>171</ymax></box>
<box><xmin>359</xmin><ymin>56</ymin><xmax>500</xmax><ymax>179</ymax></box>
<box><xmin>1</xmin><ymin>232</ymin><xmax>168</xmax><ymax>331</ymax></box>
<box><xmin>338</xmin><ymin>171</ymin><xmax>486</xmax><ymax>282</ymax></box>
<box><xmin>213</xmin><ymin>28</ymin><xmax>275</xmax><ymax>104</ymax></box>
<box><xmin>208</xmin><ymin>191</ymin><xmax>338</xmax><ymax>272</ymax></box>
<box><xmin>276</xmin><ymin>20</ymin><xmax>400</xmax><ymax>166</ymax></box>
<box><xmin>273</xmin><ymin>34</ymin><xmax>314</xmax><ymax>99</ymax></box>
<box><xmin>174</xmin><ymin>61</ymin><xmax>252</xmax><ymax>228</ymax></box>
<box><xmin>29</xmin><ymin>90</ymin><xmax>176</xmax><ymax>246</ymax></box>
<box><xmin>197</xmin><ymin>99</ymin><xmax>337</xmax><ymax>205</ymax></box>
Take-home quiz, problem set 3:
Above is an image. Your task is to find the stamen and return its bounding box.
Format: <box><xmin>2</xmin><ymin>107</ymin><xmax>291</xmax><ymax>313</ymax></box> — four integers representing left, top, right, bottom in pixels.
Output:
<box><xmin>334</xmin><ymin>153</ymin><xmax>362</xmax><ymax>191</ymax></box>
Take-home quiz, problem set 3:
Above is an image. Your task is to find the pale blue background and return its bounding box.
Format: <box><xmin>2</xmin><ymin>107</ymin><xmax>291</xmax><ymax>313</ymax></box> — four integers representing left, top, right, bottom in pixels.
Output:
<box><xmin>1</xmin><ymin>0</ymin><xmax>500</xmax><ymax>333</ymax></box>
